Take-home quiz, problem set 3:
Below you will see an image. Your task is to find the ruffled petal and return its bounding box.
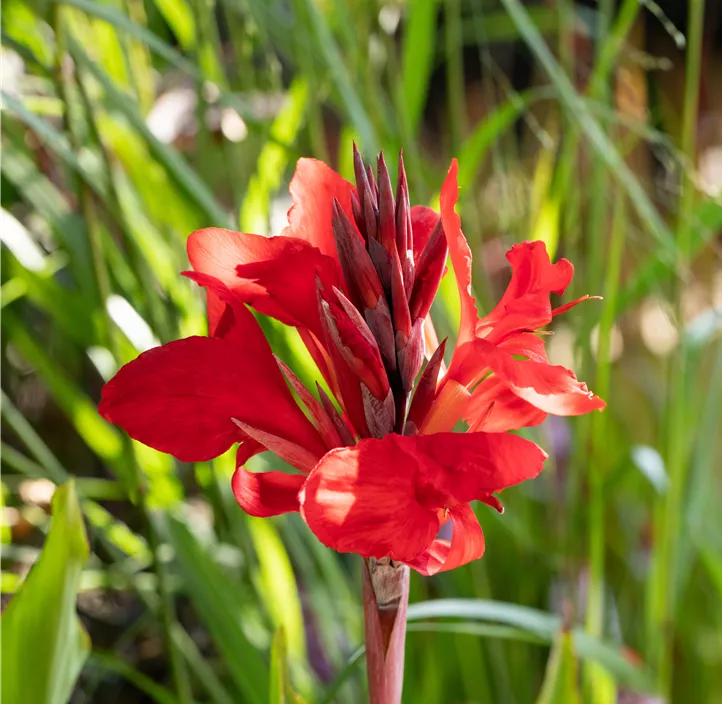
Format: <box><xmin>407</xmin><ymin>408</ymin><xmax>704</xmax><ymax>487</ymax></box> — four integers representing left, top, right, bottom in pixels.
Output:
<box><xmin>440</xmin><ymin>160</ymin><xmax>479</xmax><ymax>347</ymax></box>
<box><xmin>464</xmin><ymin>376</ymin><xmax>547</xmax><ymax>432</ymax></box>
<box><xmin>499</xmin><ymin>241</ymin><xmax>574</xmax><ymax>304</ymax></box>
<box><xmin>285</xmin><ymin>158</ymin><xmax>357</xmax><ymax>259</ymax></box>
<box><xmin>232</xmin><ymin>467</ymin><xmax>305</xmax><ymax>517</ymax></box>
<box><xmin>187</xmin><ymin>227</ymin><xmax>340</xmax><ymax>341</ymax></box>
<box><xmin>406</xmin><ymin>504</ymin><xmax>485</xmax><ymax>576</ymax></box>
<box><xmin>477</xmin><ymin>339</ymin><xmax>606</xmax><ymax>416</ymax></box>
<box><xmin>100</xmin><ymin>297</ymin><xmax>327</xmax><ymax>463</ymax></box>
<box><xmin>299</xmin><ymin>436</ymin><xmax>440</xmax><ymax>562</ymax></box>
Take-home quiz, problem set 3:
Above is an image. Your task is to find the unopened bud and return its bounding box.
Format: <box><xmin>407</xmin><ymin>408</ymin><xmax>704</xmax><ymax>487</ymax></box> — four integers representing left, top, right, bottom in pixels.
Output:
<box><xmin>362</xmin><ymin>384</ymin><xmax>395</xmax><ymax>438</ymax></box>
<box><xmin>275</xmin><ymin>356</ymin><xmax>343</xmax><ymax>450</ymax></box>
<box><xmin>377</xmin><ymin>153</ymin><xmax>396</xmax><ymax>253</ymax></box>
<box><xmin>366</xmin><ymin>164</ymin><xmax>378</xmax><ymax>206</ymax></box>
<box><xmin>406</xmin><ymin>339</ymin><xmax>447</xmax><ymax>430</ymax></box>
<box><xmin>351</xmin><ymin>190</ymin><xmax>366</xmax><ymax>238</ymax></box>
<box><xmin>353</xmin><ymin>142</ymin><xmax>371</xmax><ymax>213</ymax></box>
<box><xmin>364</xmin><ymin>296</ymin><xmax>396</xmax><ymax>372</ymax></box>
<box><xmin>332</xmin><ymin>199</ymin><xmax>385</xmax><ymax>310</ymax></box>
<box><xmin>368</xmin><ymin>237</ymin><xmax>392</xmax><ymax>293</ymax></box>
<box><xmin>409</xmin><ymin>220</ymin><xmax>447</xmax><ymax>320</ymax></box>
<box><xmin>390</xmin><ymin>246</ymin><xmax>411</xmax><ymax>338</ymax></box>
<box><xmin>317</xmin><ymin>383</ymin><xmax>356</xmax><ymax>446</ymax></box>
<box><xmin>320</xmin><ymin>296</ymin><xmax>390</xmax><ymax>402</ymax></box>
<box><xmin>232</xmin><ymin>419</ymin><xmax>319</xmax><ymax>473</ymax></box>
<box><xmin>397</xmin><ymin>318</ymin><xmax>425</xmax><ymax>392</ymax></box>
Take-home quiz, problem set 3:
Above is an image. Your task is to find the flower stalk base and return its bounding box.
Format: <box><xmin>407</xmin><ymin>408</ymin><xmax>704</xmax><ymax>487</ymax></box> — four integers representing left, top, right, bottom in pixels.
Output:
<box><xmin>362</xmin><ymin>557</ymin><xmax>410</xmax><ymax>704</ymax></box>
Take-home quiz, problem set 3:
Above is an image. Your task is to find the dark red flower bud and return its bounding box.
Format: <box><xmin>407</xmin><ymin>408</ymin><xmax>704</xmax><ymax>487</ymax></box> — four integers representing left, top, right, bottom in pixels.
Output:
<box><xmin>363</xmin><ymin>182</ymin><xmax>379</xmax><ymax>241</ymax></box>
<box><xmin>364</xmin><ymin>297</ymin><xmax>396</xmax><ymax>373</ymax></box>
<box><xmin>231</xmin><ymin>419</ymin><xmax>319</xmax><ymax>472</ymax></box>
<box><xmin>395</xmin><ymin>153</ymin><xmax>412</xmax><ymax>256</ymax></box>
<box><xmin>409</xmin><ymin>220</ymin><xmax>447</xmax><ymax>321</ymax></box>
<box><xmin>390</xmin><ymin>246</ymin><xmax>412</xmax><ymax>338</ymax></box>
<box><xmin>351</xmin><ymin>190</ymin><xmax>366</xmax><ymax>239</ymax></box>
<box><xmin>316</xmin><ymin>383</ymin><xmax>356</xmax><ymax>446</ymax></box>
<box><xmin>275</xmin><ymin>356</ymin><xmax>343</xmax><ymax>451</ymax></box>
<box><xmin>397</xmin><ymin>318</ymin><xmax>425</xmax><ymax>393</ymax></box>
<box><xmin>319</xmin><ymin>292</ymin><xmax>390</xmax><ymax>402</ymax></box>
<box><xmin>376</xmin><ymin>153</ymin><xmax>396</xmax><ymax>254</ymax></box>
<box><xmin>332</xmin><ymin>199</ymin><xmax>385</xmax><ymax>310</ymax></box>
<box><xmin>405</xmin><ymin>339</ymin><xmax>447</xmax><ymax>434</ymax></box>
<box><xmin>362</xmin><ymin>384</ymin><xmax>396</xmax><ymax>439</ymax></box>
<box><xmin>366</xmin><ymin>164</ymin><xmax>378</xmax><ymax>206</ymax></box>
<box><xmin>368</xmin><ymin>236</ymin><xmax>392</xmax><ymax>293</ymax></box>
<box><xmin>353</xmin><ymin>142</ymin><xmax>371</xmax><ymax>212</ymax></box>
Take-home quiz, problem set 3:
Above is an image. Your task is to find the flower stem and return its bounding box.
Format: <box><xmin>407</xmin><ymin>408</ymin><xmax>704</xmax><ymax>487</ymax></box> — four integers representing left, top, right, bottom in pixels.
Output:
<box><xmin>362</xmin><ymin>557</ymin><xmax>410</xmax><ymax>704</ymax></box>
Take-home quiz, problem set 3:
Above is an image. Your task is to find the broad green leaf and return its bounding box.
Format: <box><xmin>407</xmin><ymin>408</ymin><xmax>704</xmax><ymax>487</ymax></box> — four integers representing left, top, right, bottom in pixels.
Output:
<box><xmin>1</xmin><ymin>481</ymin><xmax>90</xmax><ymax>704</ymax></box>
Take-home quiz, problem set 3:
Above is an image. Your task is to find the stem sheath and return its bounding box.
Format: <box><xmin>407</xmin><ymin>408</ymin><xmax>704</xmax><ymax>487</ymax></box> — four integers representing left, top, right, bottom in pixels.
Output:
<box><xmin>362</xmin><ymin>557</ymin><xmax>410</xmax><ymax>704</ymax></box>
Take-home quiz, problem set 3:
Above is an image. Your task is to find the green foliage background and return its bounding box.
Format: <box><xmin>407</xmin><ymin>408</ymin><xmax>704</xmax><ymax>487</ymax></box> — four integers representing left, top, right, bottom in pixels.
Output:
<box><xmin>2</xmin><ymin>0</ymin><xmax>721</xmax><ymax>702</ymax></box>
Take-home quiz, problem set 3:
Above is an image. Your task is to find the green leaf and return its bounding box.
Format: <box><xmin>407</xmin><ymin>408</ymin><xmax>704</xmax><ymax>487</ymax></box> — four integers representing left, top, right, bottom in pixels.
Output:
<box><xmin>247</xmin><ymin>517</ymin><xmax>307</xmax><ymax>665</ymax></box>
<box><xmin>162</xmin><ymin>513</ymin><xmax>269</xmax><ymax>704</ymax></box>
<box><xmin>407</xmin><ymin>599</ymin><xmax>655</xmax><ymax>692</ymax></box>
<box><xmin>498</xmin><ymin>0</ymin><xmax>677</xmax><ymax>264</ymax></box>
<box><xmin>1</xmin><ymin>481</ymin><xmax>90</xmax><ymax>704</ymax></box>
<box><xmin>67</xmin><ymin>37</ymin><xmax>230</xmax><ymax>228</ymax></box>
<box><xmin>269</xmin><ymin>627</ymin><xmax>288</xmax><ymax>704</ymax></box>
<box><xmin>240</xmin><ymin>78</ymin><xmax>308</xmax><ymax>234</ymax></box>
<box><xmin>536</xmin><ymin>631</ymin><xmax>582</xmax><ymax>704</ymax></box>
<box><xmin>400</xmin><ymin>0</ymin><xmax>437</xmax><ymax>137</ymax></box>
<box><xmin>295</xmin><ymin>0</ymin><xmax>377</xmax><ymax>153</ymax></box>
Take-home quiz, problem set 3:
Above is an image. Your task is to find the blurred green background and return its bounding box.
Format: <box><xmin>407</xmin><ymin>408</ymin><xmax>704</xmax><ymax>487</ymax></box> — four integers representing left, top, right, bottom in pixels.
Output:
<box><xmin>1</xmin><ymin>0</ymin><xmax>721</xmax><ymax>702</ymax></box>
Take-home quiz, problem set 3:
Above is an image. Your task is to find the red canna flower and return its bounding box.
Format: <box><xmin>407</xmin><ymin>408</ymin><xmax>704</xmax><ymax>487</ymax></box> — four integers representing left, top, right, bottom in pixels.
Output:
<box><xmin>99</xmin><ymin>148</ymin><xmax>604</xmax><ymax>578</ymax></box>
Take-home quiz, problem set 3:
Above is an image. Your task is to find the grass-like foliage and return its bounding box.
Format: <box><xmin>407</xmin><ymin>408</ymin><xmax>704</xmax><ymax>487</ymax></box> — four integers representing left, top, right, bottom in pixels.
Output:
<box><xmin>2</xmin><ymin>0</ymin><xmax>720</xmax><ymax>702</ymax></box>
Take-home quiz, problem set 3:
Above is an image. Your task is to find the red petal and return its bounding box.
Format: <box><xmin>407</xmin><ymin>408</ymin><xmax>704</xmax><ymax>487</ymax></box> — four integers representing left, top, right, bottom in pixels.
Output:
<box><xmin>406</xmin><ymin>504</ymin><xmax>485</xmax><ymax>576</ymax></box>
<box><xmin>485</xmin><ymin>293</ymin><xmax>552</xmax><ymax>340</ymax></box>
<box><xmin>440</xmin><ymin>160</ymin><xmax>479</xmax><ymax>346</ymax></box>
<box><xmin>187</xmin><ymin>227</ymin><xmax>340</xmax><ymax>342</ymax></box>
<box><xmin>299</xmin><ymin>437</ymin><xmax>440</xmax><ymax>562</ymax></box>
<box><xmin>100</xmin><ymin>301</ymin><xmax>326</xmax><ymax>463</ymax></box>
<box><xmin>232</xmin><ymin>467</ymin><xmax>304</xmax><ymax>517</ymax></box>
<box><xmin>477</xmin><ymin>338</ymin><xmax>606</xmax><ymax>416</ymax></box>
<box><xmin>285</xmin><ymin>158</ymin><xmax>357</xmax><ymax>260</ymax></box>
<box><xmin>206</xmin><ymin>287</ymin><xmax>227</xmax><ymax>337</ymax></box>
<box><xmin>413</xmin><ymin>431</ymin><xmax>547</xmax><ymax>503</ymax></box>
<box><xmin>500</xmin><ymin>241</ymin><xmax>574</xmax><ymax>304</ymax></box>
<box><xmin>498</xmin><ymin>332</ymin><xmax>548</xmax><ymax>363</ymax></box>
<box><xmin>465</xmin><ymin>376</ymin><xmax>547</xmax><ymax>432</ymax></box>
<box><xmin>236</xmin><ymin>439</ymin><xmax>265</xmax><ymax>467</ymax></box>
<box><xmin>410</xmin><ymin>205</ymin><xmax>440</xmax><ymax>262</ymax></box>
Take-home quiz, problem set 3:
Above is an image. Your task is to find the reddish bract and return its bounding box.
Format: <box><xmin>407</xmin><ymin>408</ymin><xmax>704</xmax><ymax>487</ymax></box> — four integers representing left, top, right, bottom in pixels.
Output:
<box><xmin>99</xmin><ymin>149</ymin><xmax>604</xmax><ymax>574</ymax></box>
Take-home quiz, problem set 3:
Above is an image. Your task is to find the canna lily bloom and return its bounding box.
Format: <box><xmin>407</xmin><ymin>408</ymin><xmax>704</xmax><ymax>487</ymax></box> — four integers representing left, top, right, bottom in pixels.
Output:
<box><xmin>99</xmin><ymin>148</ymin><xmax>604</xmax><ymax>577</ymax></box>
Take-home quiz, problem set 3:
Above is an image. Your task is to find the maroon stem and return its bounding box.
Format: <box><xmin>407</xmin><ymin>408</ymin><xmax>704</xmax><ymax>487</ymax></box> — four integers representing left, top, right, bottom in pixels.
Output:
<box><xmin>362</xmin><ymin>557</ymin><xmax>410</xmax><ymax>704</ymax></box>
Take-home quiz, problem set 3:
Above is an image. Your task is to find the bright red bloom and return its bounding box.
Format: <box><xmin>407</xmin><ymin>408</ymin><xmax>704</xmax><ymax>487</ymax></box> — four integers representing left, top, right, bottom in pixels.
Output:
<box><xmin>99</xmin><ymin>149</ymin><xmax>603</xmax><ymax>575</ymax></box>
